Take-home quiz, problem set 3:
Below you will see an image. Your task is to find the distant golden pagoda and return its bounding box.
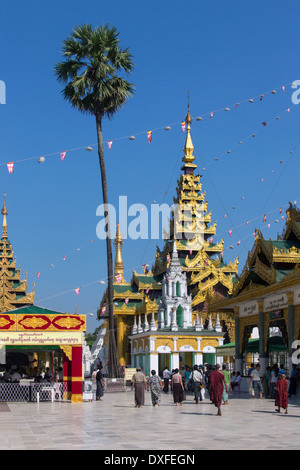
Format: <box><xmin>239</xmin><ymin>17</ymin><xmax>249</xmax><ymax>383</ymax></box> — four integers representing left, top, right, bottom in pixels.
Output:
<box><xmin>0</xmin><ymin>197</ymin><xmax>35</xmax><ymax>312</ymax></box>
<box><xmin>153</xmin><ymin>108</ymin><xmax>239</xmax><ymax>315</ymax></box>
<box><xmin>99</xmin><ymin>108</ymin><xmax>239</xmax><ymax>366</ymax></box>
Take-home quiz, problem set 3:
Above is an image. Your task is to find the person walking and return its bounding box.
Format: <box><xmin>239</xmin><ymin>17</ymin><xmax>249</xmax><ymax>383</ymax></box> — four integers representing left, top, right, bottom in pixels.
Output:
<box><xmin>189</xmin><ymin>365</ymin><xmax>203</xmax><ymax>404</ymax></box>
<box><xmin>275</xmin><ymin>374</ymin><xmax>289</xmax><ymax>414</ymax></box>
<box><xmin>147</xmin><ymin>370</ymin><xmax>163</xmax><ymax>407</ymax></box>
<box><xmin>262</xmin><ymin>366</ymin><xmax>271</xmax><ymax>398</ymax></box>
<box><xmin>270</xmin><ymin>364</ymin><xmax>279</xmax><ymax>399</ymax></box>
<box><xmin>250</xmin><ymin>364</ymin><xmax>264</xmax><ymax>399</ymax></box>
<box><xmin>96</xmin><ymin>366</ymin><xmax>104</xmax><ymax>401</ymax></box>
<box><xmin>209</xmin><ymin>364</ymin><xmax>228</xmax><ymax>416</ymax></box>
<box><xmin>221</xmin><ymin>365</ymin><xmax>231</xmax><ymax>405</ymax></box>
<box><xmin>131</xmin><ymin>367</ymin><xmax>147</xmax><ymax>408</ymax></box>
<box><xmin>171</xmin><ymin>368</ymin><xmax>184</xmax><ymax>406</ymax></box>
<box><xmin>162</xmin><ymin>366</ymin><xmax>171</xmax><ymax>394</ymax></box>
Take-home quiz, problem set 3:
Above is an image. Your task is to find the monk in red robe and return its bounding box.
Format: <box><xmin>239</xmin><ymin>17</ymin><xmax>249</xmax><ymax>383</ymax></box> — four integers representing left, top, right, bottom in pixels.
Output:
<box><xmin>275</xmin><ymin>374</ymin><xmax>288</xmax><ymax>414</ymax></box>
<box><xmin>209</xmin><ymin>364</ymin><xmax>228</xmax><ymax>416</ymax></box>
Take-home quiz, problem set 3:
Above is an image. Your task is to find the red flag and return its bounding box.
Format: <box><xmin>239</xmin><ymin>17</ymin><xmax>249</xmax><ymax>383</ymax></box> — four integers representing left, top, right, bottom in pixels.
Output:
<box><xmin>75</xmin><ymin>288</ymin><xmax>80</xmax><ymax>295</ymax></box>
<box><xmin>108</xmin><ymin>140</ymin><xmax>113</xmax><ymax>150</ymax></box>
<box><xmin>189</xmin><ymin>249</ymin><xmax>192</xmax><ymax>255</ymax></box>
<box><xmin>282</xmin><ymin>86</ymin><xmax>285</xmax><ymax>93</ymax></box>
<box><xmin>279</xmin><ymin>207</ymin><xmax>282</xmax><ymax>214</ymax></box>
<box><xmin>229</xmin><ymin>229</ymin><xmax>232</xmax><ymax>236</ymax></box>
<box><xmin>181</xmin><ymin>121</ymin><xmax>186</xmax><ymax>132</ymax></box>
<box><xmin>263</xmin><ymin>214</ymin><xmax>267</xmax><ymax>222</ymax></box>
<box><xmin>268</xmin><ymin>223</ymin><xmax>271</xmax><ymax>228</ymax></box>
<box><xmin>147</xmin><ymin>131</ymin><xmax>152</xmax><ymax>143</ymax></box>
<box><xmin>37</xmin><ymin>272</ymin><xmax>40</xmax><ymax>278</ymax></box>
<box><xmin>237</xmin><ymin>241</ymin><xmax>241</xmax><ymax>246</ymax></box>
<box><xmin>210</xmin><ymin>112</ymin><xmax>213</xmax><ymax>120</ymax></box>
<box><xmin>125</xmin><ymin>298</ymin><xmax>129</xmax><ymax>305</ymax></box>
<box><xmin>60</xmin><ymin>151</ymin><xmax>67</xmax><ymax>161</ymax></box>
<box><xmin>101</xmin><ymin>307</ymin><xmax>106</xmax><ymax>315</ymax></box>
<box><xmin>115</xmin><ymin>274</ymin><xmax>122</xmax><ymax>284</ymax></box>
<box><xmin>7</xmin><ymin>162</ymin><xmax>14</xmax><ymax>173</ymax></box>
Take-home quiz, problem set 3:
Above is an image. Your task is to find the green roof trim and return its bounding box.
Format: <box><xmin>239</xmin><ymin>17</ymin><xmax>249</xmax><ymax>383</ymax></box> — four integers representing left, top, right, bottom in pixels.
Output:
<box><xmin>271</xmin><ymin>240</ymin><xmax>300</xmax><ymax>250</ymax></box>
<box><xmin>4</xmin><ymin>305</ymin><xmax>71</xmax><ymax>316</ymax></box>
<box><xmin>216</xmin><ymin>336</ymin><xmax>286</xmax><ymax>354</ymax></box>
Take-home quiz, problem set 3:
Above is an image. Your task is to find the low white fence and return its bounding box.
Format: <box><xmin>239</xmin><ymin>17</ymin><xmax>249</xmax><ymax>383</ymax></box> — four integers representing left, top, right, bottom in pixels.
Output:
<box><xmin>0</xmin><ymin>382</ymin><xmax>66</xmax><ymax>402</ymax></box>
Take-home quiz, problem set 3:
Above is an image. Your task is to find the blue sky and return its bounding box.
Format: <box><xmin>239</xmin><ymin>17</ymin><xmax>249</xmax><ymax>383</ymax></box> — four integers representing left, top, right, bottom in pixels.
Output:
<box><xmin>0</xmin><ymin>0</ymin><xmax>300</xmax><ymax>332</ymax></box>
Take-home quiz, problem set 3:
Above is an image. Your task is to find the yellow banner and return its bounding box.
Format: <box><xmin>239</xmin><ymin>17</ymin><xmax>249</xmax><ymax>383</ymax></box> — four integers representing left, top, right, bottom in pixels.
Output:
<box><xmin>124</xmin><ymin>368</ymin><xmax>136</xmax><ymax>381</ymax></box>
<box><xmin>0</xmin><ymin>331</ymin><xmax>83</xmax><ymax>346</ymax></box>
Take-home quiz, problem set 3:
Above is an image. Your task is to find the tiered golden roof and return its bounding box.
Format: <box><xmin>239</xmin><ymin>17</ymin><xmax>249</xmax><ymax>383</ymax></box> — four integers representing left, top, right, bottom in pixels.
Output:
<box><xmin>0</xmin><ymin>197</ymin><xmax>35</xmax><ymax>312</ymax></box>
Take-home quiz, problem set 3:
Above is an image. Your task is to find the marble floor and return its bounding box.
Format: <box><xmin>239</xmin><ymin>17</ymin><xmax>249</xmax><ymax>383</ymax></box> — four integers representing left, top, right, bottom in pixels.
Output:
<box><xmin>0</xmin><ymin>390</ymin><xmax>299</xmax><ymax>450</ymax></box>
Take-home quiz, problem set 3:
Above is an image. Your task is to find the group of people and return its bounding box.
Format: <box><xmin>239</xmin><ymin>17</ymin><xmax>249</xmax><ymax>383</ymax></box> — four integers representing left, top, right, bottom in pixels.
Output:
<box><xmin>0</xmin><ymin>366</ymin><xmax>63</xmax><ymax>384</ymax></box>
<box><xmin>131</xmin><ymin>363</ymin><xmax>232</xmax><ymax>415</ymax></box>
<box><xmin>247</xmin><ymin>362</ymin><xmax>300</xmax><ymax>414</ymax></box>
<box><xmin>130</xmin><ymin>361</ymin><xmax>300</xmax><ymax>416</ymax></box>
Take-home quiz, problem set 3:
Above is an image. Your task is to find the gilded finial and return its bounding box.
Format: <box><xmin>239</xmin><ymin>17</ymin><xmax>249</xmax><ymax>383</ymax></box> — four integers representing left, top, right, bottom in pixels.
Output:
<box><xmin>182</xmin><ymin>101</ymin><xmax>195</xmax><ymax>167</ymax></box>
<box><xmin>1</xmin><ymin>194</ymin><xmax>8</xmax><ymax>239</ymax></box>
<box><xmin>114</xmin><ymin>223</ymin><xmax>124</xmax><ymax>281</ymax></box>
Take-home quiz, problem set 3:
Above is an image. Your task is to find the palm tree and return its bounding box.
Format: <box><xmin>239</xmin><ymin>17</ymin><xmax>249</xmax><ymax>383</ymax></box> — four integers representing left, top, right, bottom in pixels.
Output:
<box><xmin>54</xmin><ymin>24</ymin><xmax>134</xmax><ymax>377</ymax></box>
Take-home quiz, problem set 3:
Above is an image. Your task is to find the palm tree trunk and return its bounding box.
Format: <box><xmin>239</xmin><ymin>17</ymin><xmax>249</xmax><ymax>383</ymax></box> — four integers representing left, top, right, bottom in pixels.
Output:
<box><xmin>96</xmin><ymin>114</ymin><xmax>118</xmax><ymax>378</ymax></box>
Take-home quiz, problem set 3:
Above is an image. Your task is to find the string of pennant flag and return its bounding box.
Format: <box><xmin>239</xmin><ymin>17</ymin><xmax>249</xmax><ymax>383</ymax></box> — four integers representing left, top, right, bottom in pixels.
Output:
<box><xmin>34</xmin><ymin>198</ymin><xmax>296</xmax><ymax>312</ymax></box>
<box><xmin>1</xmin><ymin>81</ymin><xmax>294</xmax><ymax>173</ymax></box>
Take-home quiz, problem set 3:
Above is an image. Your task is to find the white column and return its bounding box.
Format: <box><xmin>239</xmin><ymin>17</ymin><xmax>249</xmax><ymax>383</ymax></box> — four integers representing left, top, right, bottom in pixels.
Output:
<box><xmin>173</xmin><ymin>337</ymin><xmax>178</xmax><ymax>351</ymax></box>
<box><xmin>149</xmin><ymin>353</ymin><xmax>159</xmax><ymax>375</ymax></box>
<box><xmin>195</xmin><ymin>353</ymin><xmax>203</xmax><ymax>365</ymax></box>
<box><xmin>171</xmin><ymin>353</ymin><xmax>180</xmax><ymax>370</ymax></box>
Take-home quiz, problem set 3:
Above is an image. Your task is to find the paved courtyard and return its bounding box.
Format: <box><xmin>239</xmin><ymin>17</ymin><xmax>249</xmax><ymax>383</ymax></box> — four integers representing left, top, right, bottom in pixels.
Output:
<box><xmin>0</xmin><ymin>390</ymin><xmax>299</xmax><ymax>450</ymax></box>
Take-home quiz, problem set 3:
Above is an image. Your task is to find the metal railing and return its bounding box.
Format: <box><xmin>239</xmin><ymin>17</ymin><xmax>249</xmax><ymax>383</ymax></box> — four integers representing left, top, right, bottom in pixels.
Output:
<box><xmin>0</xmin><ymin>382</ymin><xmax>67</xmax><ymax>402</ymax></box>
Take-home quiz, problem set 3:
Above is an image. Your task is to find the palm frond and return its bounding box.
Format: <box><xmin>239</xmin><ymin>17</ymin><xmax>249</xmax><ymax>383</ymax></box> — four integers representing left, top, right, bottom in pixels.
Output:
<box><xmin>54</xmin><ymin>23</ymin><xmax>135</xmax><ymax>118</ymax></box>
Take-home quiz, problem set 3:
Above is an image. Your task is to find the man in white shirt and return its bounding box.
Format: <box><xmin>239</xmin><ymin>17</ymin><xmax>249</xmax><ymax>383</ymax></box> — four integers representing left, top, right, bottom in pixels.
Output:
<box><xmin>250</xmin><ymin>364</ymin><xmax>264</xmax><ymax>399</ymax></box>
<box><xmin>189</xmin><ymin>365</ymin><xmax>203</xmax><ymax>403</ymax></box>
<box><xmin>163</xmin><ymin>367</ymin><xmax>171</xmax><ymax>393</ymax></box>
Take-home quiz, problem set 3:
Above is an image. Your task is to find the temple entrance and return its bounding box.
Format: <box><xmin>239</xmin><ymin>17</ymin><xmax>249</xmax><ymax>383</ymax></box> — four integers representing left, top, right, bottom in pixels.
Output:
<box><xmin>179</xmin><ymin>352</ymin><xmax>193</xmax><ymax>368</ymax></box>
<box><xmin>3</xmin><ymin>346</ymin><xmax>64</xmax><ymax>380</ymax></box>
<box><xmin>158</xmin><ymin>353</ymin><xmax>171</xmax><ymax>375</ymax></box>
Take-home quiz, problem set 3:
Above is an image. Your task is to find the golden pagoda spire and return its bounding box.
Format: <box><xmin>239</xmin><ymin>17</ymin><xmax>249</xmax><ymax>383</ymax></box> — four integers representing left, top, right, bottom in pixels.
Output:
<box><xmin>114</xmin><ymin>223</ymin><xmax>124</xmax><ymax>280</ymax></box>
<box><xmin>1</xmin><ymin>194</ymin><xmax>8</xmax><ymax>239</ymax></box>
<box><xmin>182</xmin><ymin>100</ymin><xmax>196</xmax><ymax>169</ymax></box>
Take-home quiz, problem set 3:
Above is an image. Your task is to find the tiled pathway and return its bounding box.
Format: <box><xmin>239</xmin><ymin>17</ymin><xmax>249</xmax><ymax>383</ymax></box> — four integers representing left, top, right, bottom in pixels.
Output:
<box><xmin>0</xmin><ymin>391</ymin><xmax>299</xmax><ymax>450</ymax></box>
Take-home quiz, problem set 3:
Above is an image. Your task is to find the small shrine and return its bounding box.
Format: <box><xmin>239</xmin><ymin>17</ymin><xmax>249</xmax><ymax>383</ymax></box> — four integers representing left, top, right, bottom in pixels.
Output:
<box><xmin>129</xmin><ymin>243</ymin><xmax>225</xmax><ymax>374</ymax></box>
<box><xmin>0</xmin><ymin>198</ymin><xmax>86</xmax><ymax>402</ymax></box>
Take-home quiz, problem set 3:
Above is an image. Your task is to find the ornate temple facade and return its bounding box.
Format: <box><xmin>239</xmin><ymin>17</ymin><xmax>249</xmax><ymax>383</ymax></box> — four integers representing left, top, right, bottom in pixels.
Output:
<box><xmin>0</xmin><ymin>200</ymin><xmax>86</xmax><ymax>402</ymax></box>
<box><xmin>99</xmin><ymin>109</ymin><xmax>238</xmax><ymax>371</ymax></box>
<box><xmin>210</xmin><ymin>202</ymin><xmax>300</xmax><ymax>374</ymax></box>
